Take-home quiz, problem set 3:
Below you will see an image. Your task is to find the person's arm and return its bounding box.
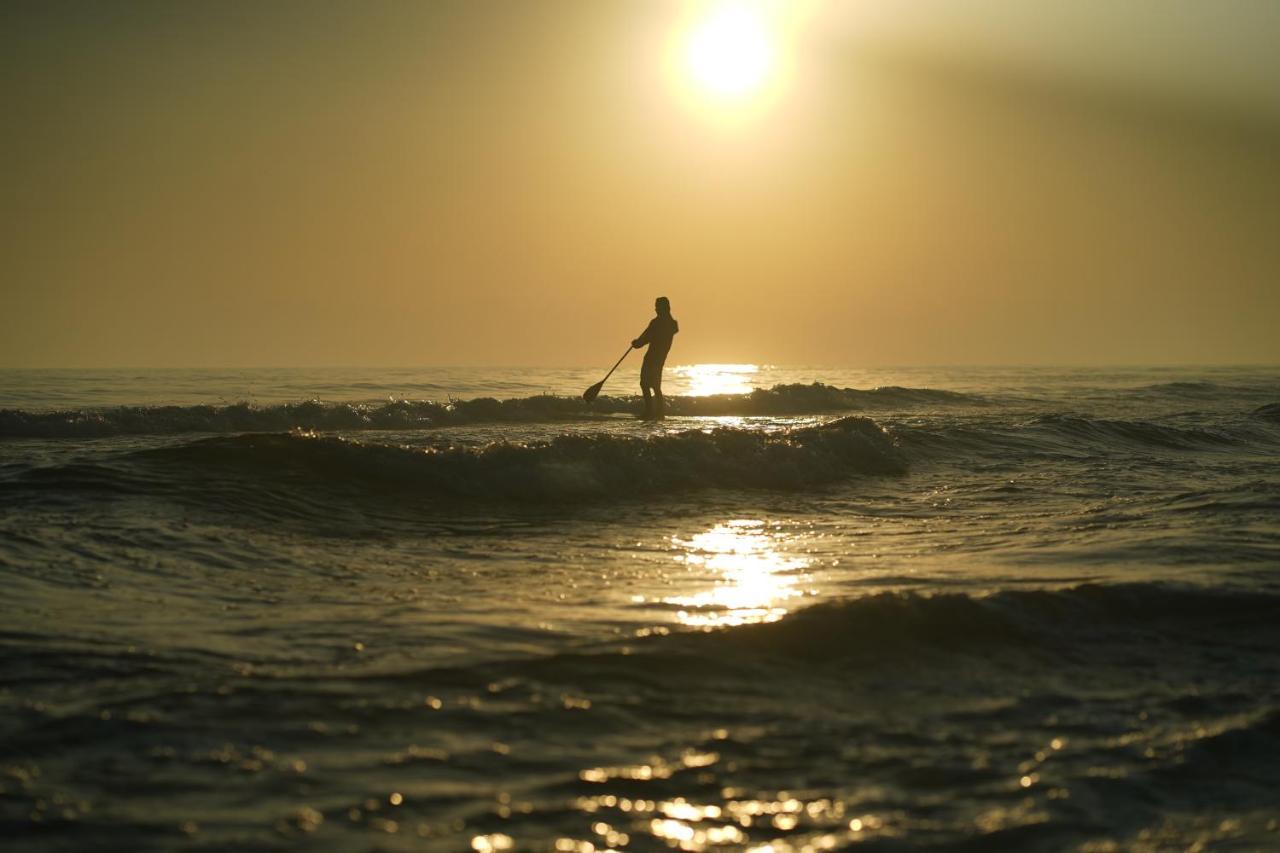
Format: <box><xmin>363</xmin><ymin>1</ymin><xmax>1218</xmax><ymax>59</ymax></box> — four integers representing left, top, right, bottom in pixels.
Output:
<box><xmin>632</xmin><ymin>319</ymin><xmax>656</xmax><ymax>349</ymax></box>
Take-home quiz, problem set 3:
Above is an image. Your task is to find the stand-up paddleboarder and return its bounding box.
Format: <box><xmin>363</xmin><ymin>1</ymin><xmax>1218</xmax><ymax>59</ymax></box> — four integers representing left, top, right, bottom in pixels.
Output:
<box><xmin>632</xmin><ymin>297</ymin><xmax>679</xmax><ymax>420</ymax></box>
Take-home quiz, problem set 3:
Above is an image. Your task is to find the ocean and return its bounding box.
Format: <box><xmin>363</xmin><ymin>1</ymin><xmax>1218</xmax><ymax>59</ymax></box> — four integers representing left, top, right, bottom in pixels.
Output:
<box><xmin>2</xmin><ymin>364</ymin><xmax>1278</xmax><ymax>851</ymax></box>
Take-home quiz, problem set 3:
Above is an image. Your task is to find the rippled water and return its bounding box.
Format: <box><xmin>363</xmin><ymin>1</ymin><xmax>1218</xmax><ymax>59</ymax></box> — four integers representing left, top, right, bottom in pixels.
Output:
<box><xmin>2</xmin><ymin>365</ymin><xmax>1278</xmax><ymax>851</ymax></box>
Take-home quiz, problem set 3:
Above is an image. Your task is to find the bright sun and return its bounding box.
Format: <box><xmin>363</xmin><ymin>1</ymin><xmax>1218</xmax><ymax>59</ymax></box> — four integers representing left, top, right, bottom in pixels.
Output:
<box><xmin>684</xmin><ymin>3</ymin><xmax>775</xmax><ymax>99</ymax></box>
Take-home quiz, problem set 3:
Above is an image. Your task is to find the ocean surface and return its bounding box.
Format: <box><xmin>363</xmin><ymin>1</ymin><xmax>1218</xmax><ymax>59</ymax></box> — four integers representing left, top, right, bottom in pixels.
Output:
<box><xmin>2</xmin><ymin>364</ymin><xmax>1278</xmax><ymax>852</ymax></box>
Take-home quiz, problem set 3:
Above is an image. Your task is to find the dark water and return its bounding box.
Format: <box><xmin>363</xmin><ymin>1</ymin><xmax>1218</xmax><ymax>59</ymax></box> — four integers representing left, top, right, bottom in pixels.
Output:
<box><xmin>2</xmin><ymin>366</ymin><xmax>1279</xmax><ymax>851</ymax></box>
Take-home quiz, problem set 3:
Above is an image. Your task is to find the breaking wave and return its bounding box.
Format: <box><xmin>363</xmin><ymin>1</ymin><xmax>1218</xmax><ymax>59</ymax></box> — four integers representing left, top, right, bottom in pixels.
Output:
<box><xmin>7</xmin><ymin>407</ymin><xmax>1275</xmax><ymax>518</ymax></box>
<box><xmin>0</xmin><ymin>383</ymin><xmax>978</xmax><ymax>438</ymax></box>
<box><xmin>10</xmin><ymin>417</ymin><xmax>904</xmax><ymax>505</ymax></box>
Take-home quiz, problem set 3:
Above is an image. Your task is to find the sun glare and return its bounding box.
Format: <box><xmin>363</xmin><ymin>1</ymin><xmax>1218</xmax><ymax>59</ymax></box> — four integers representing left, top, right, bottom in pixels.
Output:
<box><xmin>685</xmin><ymin>3</ymin><xmax>775</xmax><ymax>98</ymax></box>
<box><xmin>667</xmin><ymin>1</ymin><xmax>813</xmax><ymax>119</ymax></box>
<box><xmin>674</xmin><ymin>363</ymin><xmax>760</xmax><ymax>396</ymax></box>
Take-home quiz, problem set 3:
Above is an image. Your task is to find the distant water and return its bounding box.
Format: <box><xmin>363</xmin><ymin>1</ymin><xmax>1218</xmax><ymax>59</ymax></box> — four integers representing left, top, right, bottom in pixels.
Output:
<box><xmin>2</xmin><ymin>365</ymin><xmax>1279</xmax><ymax>851</ymax></box>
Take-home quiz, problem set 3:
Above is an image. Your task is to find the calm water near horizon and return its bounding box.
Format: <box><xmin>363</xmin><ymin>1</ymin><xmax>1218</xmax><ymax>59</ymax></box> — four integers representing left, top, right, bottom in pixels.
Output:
<box><xmin>2</xmin><ymin>365</ymin><xmax>1278</xmax><ymax>851</ymax></box>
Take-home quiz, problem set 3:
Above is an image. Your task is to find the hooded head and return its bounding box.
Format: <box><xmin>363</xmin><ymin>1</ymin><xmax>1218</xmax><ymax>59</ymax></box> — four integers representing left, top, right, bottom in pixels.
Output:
<box><xmin>655</xmin><ymin>296</ymin><xmax>671</xmax><ymax>315</ymax></box>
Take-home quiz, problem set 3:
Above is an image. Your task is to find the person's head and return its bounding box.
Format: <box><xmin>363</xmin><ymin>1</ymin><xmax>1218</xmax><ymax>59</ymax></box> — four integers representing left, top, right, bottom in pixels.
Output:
<box><xmin>655</xmin><ymin>296</ymin><xmax>671</xmax><ymax>315</ymax></box>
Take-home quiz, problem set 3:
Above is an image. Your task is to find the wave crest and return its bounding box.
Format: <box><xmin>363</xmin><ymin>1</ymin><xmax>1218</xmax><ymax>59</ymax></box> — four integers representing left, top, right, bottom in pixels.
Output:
<box><xmin>0</xmin><ymin>384</ymin><xmax>977</xmax><ymax>438</ymax></box>
<box><xmin>127</xmin><ymin>416</ymin><xmax>905</xmax><ymax>502</ymax></box>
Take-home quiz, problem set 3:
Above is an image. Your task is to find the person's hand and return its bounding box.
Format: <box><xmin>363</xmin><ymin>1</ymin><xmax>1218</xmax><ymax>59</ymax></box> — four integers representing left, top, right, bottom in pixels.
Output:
<box><xmin>631</xmin><ymin>339</ymin><xmax>641</xmax><ymax>348</ymax></box>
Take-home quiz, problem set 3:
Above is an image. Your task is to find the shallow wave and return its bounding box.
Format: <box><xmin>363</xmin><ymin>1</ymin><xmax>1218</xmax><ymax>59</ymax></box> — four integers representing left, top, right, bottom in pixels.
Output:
<box><xmin>327</xmin><ymin>583</ymin><xmax>1280</xmax><ymax>699</ymax></box>
<box><xmin>0</xmin><ymin>383</ymin><xmax>978</xmax><ymax>438</ymax></box>
<box><xmin>1253</xmin><ymin>402</ymin><xmax>1280</xmax><ymax>422</ymax></box>
<box><xmin>458</xmin><ymin>582</ymin><xmax>1280</xmax><ymax>687</ymax></box>
<box><xmin>1135</xmin><ymin>380</ymin><xmax>1223</xmax><ymax>395</ymax></box>
<box><xmin>684</xmin><ymin>581</ymin><xmax>1280</xmax><ymax>662</ymax></box>
<box><xmin>1029</xmin><ymin>413</ymin><xmax>1239</xmax><ymax>449</ymax></box>
<box><xmin>900</xmin><ymin>412</ymin><xmax>1263</xmax><ymax>461</ymax></box>
<box><xmin>115</xmin><ymin>416</ymin><xmax>905</xmax><ymax>502</ymax></box>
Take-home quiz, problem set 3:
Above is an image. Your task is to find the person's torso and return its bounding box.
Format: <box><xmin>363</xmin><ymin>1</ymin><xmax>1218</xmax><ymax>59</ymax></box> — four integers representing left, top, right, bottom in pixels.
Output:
<box><xmin>644</xmin><ymin>315</ymin><xmax>678</xmax><ymax>358</ymax></box>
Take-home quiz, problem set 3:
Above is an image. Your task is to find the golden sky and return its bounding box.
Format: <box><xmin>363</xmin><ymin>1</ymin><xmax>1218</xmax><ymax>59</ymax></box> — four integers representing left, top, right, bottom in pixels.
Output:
<box><xmin>3</xmin><ymin>0</ymin><xmax>1279</xmax><ymax>367</ymax></box>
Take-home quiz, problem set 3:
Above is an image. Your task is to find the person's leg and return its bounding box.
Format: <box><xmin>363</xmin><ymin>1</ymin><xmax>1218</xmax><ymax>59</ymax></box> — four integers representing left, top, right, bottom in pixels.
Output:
<box><xmin>640</xmin><ymin>359</ymin><xmax>657</xmax><ymax>418</ymax></box>
<box><xmin>653</xmin><ymin>388</ymin><xmax>664</xmax><ymax>419</ymax></box>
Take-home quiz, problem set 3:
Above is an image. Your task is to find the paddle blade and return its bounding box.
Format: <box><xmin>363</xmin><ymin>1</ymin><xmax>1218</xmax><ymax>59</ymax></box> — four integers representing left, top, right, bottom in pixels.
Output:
<box><xmin>582</xmin><ymin>381</ymin><xmax>604</xmax><ymax>403</ymax></box>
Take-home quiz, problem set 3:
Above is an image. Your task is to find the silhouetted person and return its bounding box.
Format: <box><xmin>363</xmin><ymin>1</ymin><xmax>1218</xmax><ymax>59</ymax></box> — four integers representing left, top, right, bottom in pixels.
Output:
<box><xmin>632</xmin><ymin>297</ymin><xmax>679</xmax><ymax>419</ymax></box>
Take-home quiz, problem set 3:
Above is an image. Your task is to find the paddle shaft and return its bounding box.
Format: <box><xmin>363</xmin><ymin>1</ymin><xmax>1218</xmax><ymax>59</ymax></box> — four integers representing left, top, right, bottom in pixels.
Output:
<box><xmin>599</xmin><ymin>346</ymin><xmax>631</xmax><ymax>386</ymax></box>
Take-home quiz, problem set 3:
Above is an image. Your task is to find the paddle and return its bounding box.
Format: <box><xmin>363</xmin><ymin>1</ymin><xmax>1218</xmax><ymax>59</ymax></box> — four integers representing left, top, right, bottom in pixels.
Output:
<box><xmin>583</xmin><ymin>346</ymin><xmax>632</xmax><ymax>402</ymax></box>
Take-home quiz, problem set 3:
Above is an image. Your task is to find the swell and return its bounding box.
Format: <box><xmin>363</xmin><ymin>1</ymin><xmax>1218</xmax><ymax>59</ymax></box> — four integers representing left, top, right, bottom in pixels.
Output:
<box><xmin>9</xmin><ymin>417</ymin><xmax>904</xmax><ymax>505</ymax></box>
<box><xmin>0</xmin><ymin>383</ymin><xmax>977</xmax><ymax>438</ymax></box>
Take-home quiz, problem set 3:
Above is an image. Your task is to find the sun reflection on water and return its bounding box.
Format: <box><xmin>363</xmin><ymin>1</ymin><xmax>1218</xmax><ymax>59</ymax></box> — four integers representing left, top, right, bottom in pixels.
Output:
<box><xmin>574</xmin><ymin>783</ymin><xmax>869</xmax><ymax>851</ymax></box>
<box><xmin>667</xmin><ymin>520</ymin><xmax>809</xmax><ymax>628</ymax></box>
<box><xmin>673</xmin><ymin>363</ymin><xmax>761</xmax><ymax>396</ymax></box>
